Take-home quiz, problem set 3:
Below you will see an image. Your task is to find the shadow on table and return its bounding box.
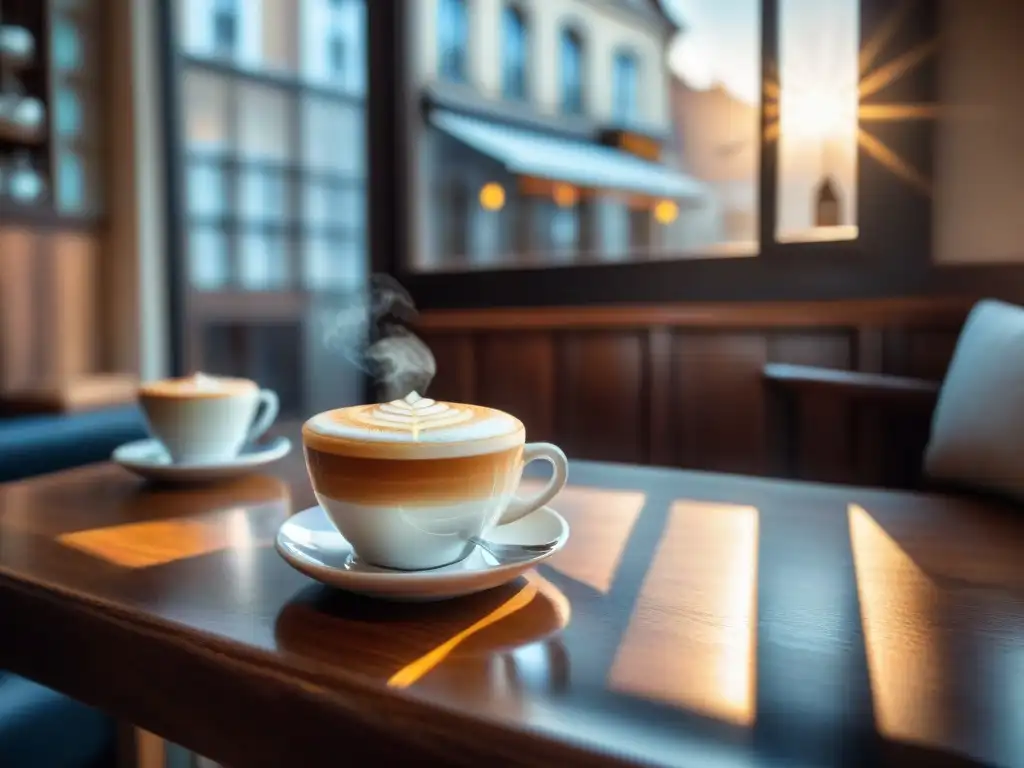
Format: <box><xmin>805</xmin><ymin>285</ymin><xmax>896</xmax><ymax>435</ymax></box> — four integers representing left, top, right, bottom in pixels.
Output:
<box><xmin>274</xmin><ymin>575</ymin><xmax>571</xmax><ymax>697</ymax></box>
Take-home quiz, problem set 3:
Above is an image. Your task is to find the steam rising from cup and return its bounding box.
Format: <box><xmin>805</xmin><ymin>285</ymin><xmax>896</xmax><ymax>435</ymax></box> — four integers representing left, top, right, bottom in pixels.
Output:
<box><xmin>320</xmin><ymin>275</ymin><xmax>437</xmax><ymax>403</ymax></box>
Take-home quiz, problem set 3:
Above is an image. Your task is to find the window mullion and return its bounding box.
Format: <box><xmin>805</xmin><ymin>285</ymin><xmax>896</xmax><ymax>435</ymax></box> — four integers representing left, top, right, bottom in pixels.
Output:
<box><xmin>758</xmin><ymin>0</ymin><xmax>779</xmax><ymax>256</ymax></box>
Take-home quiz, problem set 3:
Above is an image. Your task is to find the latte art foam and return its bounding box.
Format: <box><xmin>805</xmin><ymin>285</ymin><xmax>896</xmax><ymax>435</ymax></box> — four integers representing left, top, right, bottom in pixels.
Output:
<box><xmin>304</xmin><ymin>392</ymin><xmax>524</xmax><ymax>459</ymax></box>
<box><xmin>351</xmin><ymin>392</ymin><xmax>473</xmax><ymax>437</ymax></box>
<box><xmin>139</xmin><ymin>372</ymin><xmax>256</xmax><ymax>399</ymax></box>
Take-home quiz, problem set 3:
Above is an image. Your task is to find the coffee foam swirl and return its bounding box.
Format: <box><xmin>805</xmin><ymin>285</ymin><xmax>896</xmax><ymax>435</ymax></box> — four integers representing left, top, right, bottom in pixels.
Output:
<box><xmin>305</xmin><ymin>392</ymin><xmax>524</xmax><ymax>458</ymax></box>
<box><xmin>351</xmin><ymin>392</ymin><xmax>474</xmax><ymax>437</ymax></box>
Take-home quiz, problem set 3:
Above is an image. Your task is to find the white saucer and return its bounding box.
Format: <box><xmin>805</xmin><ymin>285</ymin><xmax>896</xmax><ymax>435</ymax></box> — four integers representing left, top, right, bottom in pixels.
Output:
<box><xmin>112</xmin><ymin>436</ymin><xmax>292</xmax><ymax>483</ymax></box>
<box><xmin>276</xmin><ymin>505</ymin><xmax>569</xmax><ymax>602</ymax></box>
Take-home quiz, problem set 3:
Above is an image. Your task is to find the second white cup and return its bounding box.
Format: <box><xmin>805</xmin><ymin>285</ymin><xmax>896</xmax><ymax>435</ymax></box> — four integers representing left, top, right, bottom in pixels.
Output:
<box><xmin>138</xmin><ymin>374</ymin><xmax>279</xmax><ymax>464</ymax></box>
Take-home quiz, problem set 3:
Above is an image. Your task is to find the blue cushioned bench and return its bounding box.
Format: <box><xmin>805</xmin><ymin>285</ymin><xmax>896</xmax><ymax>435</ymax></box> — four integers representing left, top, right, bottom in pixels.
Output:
<box><xmin>0</xmin><ymin>405</ymin><xmax>148</xmax><ymax>767</ymax></box>
<box><xmin>0</xmin><ymin>405</ymin><xmax>147</xmax><ymax>483</ymax></box>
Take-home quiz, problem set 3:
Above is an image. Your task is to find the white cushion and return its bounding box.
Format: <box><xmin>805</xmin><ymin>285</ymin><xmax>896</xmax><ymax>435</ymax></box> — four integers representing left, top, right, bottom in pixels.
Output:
<box><xmin>925</xmin><ymin>299</ymin><xmax>1024</xmax><ymax>498</ymax></box>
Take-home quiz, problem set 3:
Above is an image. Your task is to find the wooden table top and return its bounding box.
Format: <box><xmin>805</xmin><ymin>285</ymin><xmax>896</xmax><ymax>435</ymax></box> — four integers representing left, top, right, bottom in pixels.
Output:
<box><xmin>1</xmin><ymin>426</ymin><xmax>1023</xmax><ymax>768</ymax></box>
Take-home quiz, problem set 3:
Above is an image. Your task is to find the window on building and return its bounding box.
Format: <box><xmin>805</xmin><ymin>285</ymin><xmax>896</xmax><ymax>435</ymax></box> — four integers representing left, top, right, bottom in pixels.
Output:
<box><xmin>613</xmin><ymin>50</ymin><xmax>639</xmax><ymax>125</ymax></box>
<box><xmin>439</xmin><ymin>0</ymin><xmax>469</xmax><ymax>83</ymax></box>
<box><xmin>174</xmin><ymin>0</ymin><xmax>368</xmax><ymax>415</ymax></box>
<box><xmin>212</xmin><ymin>0</ymin><xmax>238</xmax><ymax>55</ymax></box>
<box><xmin>560</xmin><ymin>28</ymin><xmax>585</xmax><ymax>116</ymax></box>
<box><xmin>502</xmin><ymin>6</ymin><xmax>528</xmax><ymax>100</ymax></box>
<box><xmin>328</xmin><ymin>33</ymin><xmax>345</xmax><ymax>76</ymax></box>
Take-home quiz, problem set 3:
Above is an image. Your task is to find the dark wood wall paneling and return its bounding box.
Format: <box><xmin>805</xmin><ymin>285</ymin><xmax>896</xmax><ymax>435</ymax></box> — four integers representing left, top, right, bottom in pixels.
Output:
<box><xmin>418</xmin><ymin>298</ymin><xmax>971</xmax><ymax>487</ymax></box>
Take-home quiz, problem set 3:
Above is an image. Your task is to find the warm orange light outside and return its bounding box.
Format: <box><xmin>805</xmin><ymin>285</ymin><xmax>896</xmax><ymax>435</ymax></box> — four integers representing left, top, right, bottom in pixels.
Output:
<box><xmin>479</xmin><ymin>182</ymin><xmax>506</xmax><ymax>211</ymax></box>
<box><xmin>553</xmin><ymin>183</ymin><xmax>578</xmax><ymax>208</ymax></box>
<box><xmin>654</xmin><ymin>200</ymin><xmax>679</xmax><ymax>225</ymax></box>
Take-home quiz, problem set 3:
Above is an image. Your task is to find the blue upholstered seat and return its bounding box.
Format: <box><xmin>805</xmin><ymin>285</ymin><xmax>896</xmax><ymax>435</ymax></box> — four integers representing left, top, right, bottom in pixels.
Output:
<box><xmin>0</xmin><ymin>673</ymin><xmax>117</xmax><ymax>767</ymax></box>
<box><xmin>0</xmin><ymin>406</ymin><xmax>149</xmax><ymax>767</ymax></box>
<box><xmin>0</xmin><ymin>405</ymin><xmax>147</xmax><ymax>483</ymax></box>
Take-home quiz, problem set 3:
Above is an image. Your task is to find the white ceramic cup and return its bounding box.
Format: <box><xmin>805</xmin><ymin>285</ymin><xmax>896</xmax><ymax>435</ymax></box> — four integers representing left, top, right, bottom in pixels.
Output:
<box><xmin>138</xmin><ymin>374</ymin><xmax>279</xmax><ymax>465</ymax></box>
<box><xmin>302</xmin><ymin>392</ymin><xmax>569</xmax><ymax>571</ymax></box>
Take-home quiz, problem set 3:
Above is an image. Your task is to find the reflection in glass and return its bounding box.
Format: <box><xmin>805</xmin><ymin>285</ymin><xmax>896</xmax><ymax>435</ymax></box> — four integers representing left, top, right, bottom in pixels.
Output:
<box><xmin>776</xmin><ymin>0</ymin><xmax>859</xmax><ymax>242</ymax></box>
<box><xmin>609</xmin><ymin>502</ymin><xmax>758</xmax><ymax>726</ymax></box>
<box><xmin>848</xmin><ymin>504</ymin><xmax>947</xmax><ymax>747</ymax></box>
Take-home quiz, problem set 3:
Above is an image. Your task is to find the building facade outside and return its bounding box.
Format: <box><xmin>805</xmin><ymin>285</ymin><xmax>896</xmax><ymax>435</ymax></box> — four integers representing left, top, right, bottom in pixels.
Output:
<box><xmin>410</xmin><ymin>0</ymin><xmax>719</xmax><ymax>272</ymax></box>
<box><xmin>173</xmin><ymin>0</ymin><xmax>369</xmax><ymax>415</ymax></box>
<box><xmin>176</xmin><ymin>0</ymin><xmax>367</xmax><ymax>294</ymax></box>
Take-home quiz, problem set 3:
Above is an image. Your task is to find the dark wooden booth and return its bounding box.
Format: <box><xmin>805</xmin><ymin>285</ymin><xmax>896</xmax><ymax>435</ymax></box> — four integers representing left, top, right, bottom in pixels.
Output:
<box><xmin>419</xmin><ymin>297</ymin><xmax>970</xmax><ymax>489</ymax></box>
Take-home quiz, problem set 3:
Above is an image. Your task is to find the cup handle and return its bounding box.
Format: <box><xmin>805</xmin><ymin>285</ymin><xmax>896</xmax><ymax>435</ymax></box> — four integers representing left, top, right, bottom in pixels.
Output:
<box><xmin>499</xmin><ymin>443</ymin><xmax>569</xmax><ymax>526</ymax></box>
<box><xmin>245</xmin><ymin>389</ymin><xmax>279</xmax><ymax>444</ymax></box>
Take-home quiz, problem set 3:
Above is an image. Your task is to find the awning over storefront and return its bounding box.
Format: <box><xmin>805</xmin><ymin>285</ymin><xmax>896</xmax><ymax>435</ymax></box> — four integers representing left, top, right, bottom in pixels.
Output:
<box><xmin>430</xmin><ymin>110</ymin><xmax>706</xmax><ymax>200</ymax></box>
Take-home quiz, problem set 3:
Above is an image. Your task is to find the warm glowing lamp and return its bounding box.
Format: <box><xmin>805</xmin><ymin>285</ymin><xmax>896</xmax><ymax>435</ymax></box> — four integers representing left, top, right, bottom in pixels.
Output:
<box><xmin>479</xmin><ymin>182</ymin><xmax>506</xmax><ymax>211</ymax></box>
<box><xmin>553</xmin><ymin>183</ymin><xmax>578</xmax><ymax>208</ymax></box>
<box><xmin>654</xmin><ymin>199</ymin><xmax>679</xmax><ymax>225</ymax></box>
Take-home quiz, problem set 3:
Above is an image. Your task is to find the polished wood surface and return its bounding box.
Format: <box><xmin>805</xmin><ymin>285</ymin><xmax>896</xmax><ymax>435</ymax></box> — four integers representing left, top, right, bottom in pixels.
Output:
<box><xmin>1</xmin><ymin>425</ymin><xmax>1023</xmax><ymax>767</ymax></box>
<box><xmin>420</xmin><ymin>296</ymin><xmax>969</xmax><ymax>486</ymax></box>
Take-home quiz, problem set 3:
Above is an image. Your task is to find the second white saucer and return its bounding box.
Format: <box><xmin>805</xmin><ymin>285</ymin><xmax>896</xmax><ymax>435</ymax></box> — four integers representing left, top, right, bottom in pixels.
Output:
<box><xmin>276</xmin><ymin>504</ymin><xmax>569</xmax><ymax>602</ymax></box>
<box><xmin>113</xmin><ymin>436</ymin><xmax>292</xmax><ymax>483</ymax></box>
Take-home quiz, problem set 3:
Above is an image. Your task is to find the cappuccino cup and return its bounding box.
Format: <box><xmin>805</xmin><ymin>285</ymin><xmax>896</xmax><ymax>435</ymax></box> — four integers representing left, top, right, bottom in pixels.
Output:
<box><xmin>138</xmin><ymin>373</ymin><xmax>280</xmax><ymax>464</ymax></box>
<box><xmin>302</xmin><ymin>392</ymin><xmax>569</xmax><ymax>571</ymax></box>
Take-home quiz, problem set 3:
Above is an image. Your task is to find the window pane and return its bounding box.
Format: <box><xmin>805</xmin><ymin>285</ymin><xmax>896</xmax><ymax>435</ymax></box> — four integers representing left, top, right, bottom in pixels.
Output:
<box><xmin>175</xmin><ymin>1</ymin><xmax>368</xmax><ymax>413</ymax></box>
<box><xmin>239</xmin><ymin>167</ymin><xmax>289</xmax><ymax>221</ymax></box>
<box><xmin>187</xmin><ymin>160</ymin><xmax>227</xmax><ymax>216</ymax></box>
<box><xmin>182</xmin><ymin>70</ymin><xmax>231</xmax><ymax>150</ymax></box>
<box><xmin>776</xmin><ymin>0</ymin><xmax>859</xmax><ymax>242</ymax></box>
<box><xmin>303</xmin><ymin>235</ymin><xmax>365</xmax><ymax>291</ymax></box>
<box><xmin>410</xmin><ymin>0</ymin><xmax>760</xmax><ymax>272</ymax></box>
<box><xmin>438</xmin><ymin>0</ymin><xmax>468</xmax><ymax>82</ymax></box>
<box><xmin>237</xmin><ymin>85</ymin><xmax>293</xmax><ymax>160</ymax></box>
<box><xmin>613</xmin><ymin>52</ymin><xmax>638</xmax><ymax>125</ymax></box>
<box><xmin>56</xmin><ymin>150</ymin><xmax>86</xmax><ymax>212</ymax></box>
<box><xmin>301</xmin><ymin>0</ymin><xmax>366</xmax><ymax>91</ymax></box>
<box><xmin>301</xmin><ymin>98</ymin><xmax>364</xmax><ymax>174</ymax></box>
<box><xmin>55</xmin><ymin>88</ymin><xmax>83</xmax><ymax>137</ymax></box>
<box><xmin>240</xmin><ymin>234</ymin><xmax>290</xmax><ymax>289</ymax></box>
<box><xmin>560</xmin><ymin>30</ymin><xmax>584</xmax><ymax>115</ymax></box>
<box><xmin>189</xmin><ymin>227</ymin><xmax>231</xmax><ymax>290</ymax></box>
<box><xmin>52</xmin><ymin>17</ymin><xmax>83</xmax><ymax>72</ymax></box>
<box><xmin>259</xmin><ymin>0</ymin><xmax>299</xmax><ymax>73</ymax></box>
<box><xmin>503</xmin><ymin>7</ymin><xmax>528</xmax><ymax>100</ymax></box>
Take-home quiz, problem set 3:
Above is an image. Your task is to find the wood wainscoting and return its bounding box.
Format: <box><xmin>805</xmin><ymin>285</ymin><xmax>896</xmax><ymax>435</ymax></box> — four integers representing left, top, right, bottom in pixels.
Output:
<box><xmin>0</xmin><ymin>227</ymin><xmax>101</xmax><ymax>394</ymax></box>
<box><xmin>418</xmin><ymin>297</ymin><xmax>975</xmax><ymax>487</ymax></box>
